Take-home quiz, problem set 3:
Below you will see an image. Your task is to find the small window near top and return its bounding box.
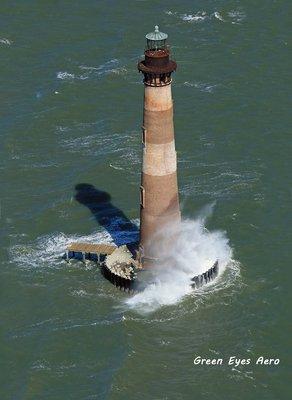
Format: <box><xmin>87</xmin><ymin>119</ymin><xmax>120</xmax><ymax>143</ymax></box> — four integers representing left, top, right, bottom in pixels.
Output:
<box><xmin>140</xmin><ymin>185</ymin><xmax>145</xmax><ymax>207</ymax></box>
<box><xmin>142</xmin><ymin>126</ymin><xmax>147</xmax><ymax>145</ymax></box>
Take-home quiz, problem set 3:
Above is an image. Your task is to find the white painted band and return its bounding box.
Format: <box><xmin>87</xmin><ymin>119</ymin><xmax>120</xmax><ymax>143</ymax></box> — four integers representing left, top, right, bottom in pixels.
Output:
<box><xmin>144</xmin><ymin>85</ymin><xmax>173</xmax><ymax>112</ymax></box>
<box><xmin>142</xmin><ymin>140</ymin><xmax>177</xmax><ymax>176</ymax></box>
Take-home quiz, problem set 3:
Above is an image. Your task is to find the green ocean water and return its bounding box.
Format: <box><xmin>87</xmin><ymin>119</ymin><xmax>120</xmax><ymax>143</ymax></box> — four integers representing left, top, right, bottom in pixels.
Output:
<box><xmin>1</xmin><ymin>1</ymin><xmax>291</xmax><ymax>399</ymax></box>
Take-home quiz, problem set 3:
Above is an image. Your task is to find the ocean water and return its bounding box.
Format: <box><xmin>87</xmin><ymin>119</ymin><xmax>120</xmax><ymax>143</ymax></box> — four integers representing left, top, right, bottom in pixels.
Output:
<box><xmin>1</xmin><ymin>1</ymin><xmax>291</xmax><ymax>399</ymax></box>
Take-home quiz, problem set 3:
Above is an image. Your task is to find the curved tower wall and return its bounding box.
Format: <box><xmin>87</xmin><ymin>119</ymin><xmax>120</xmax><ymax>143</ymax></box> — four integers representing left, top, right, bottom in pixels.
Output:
<box><xmin>138</xmin><ymin>43</ymin><xmax>181</xmax><ymax>266</ymax></box>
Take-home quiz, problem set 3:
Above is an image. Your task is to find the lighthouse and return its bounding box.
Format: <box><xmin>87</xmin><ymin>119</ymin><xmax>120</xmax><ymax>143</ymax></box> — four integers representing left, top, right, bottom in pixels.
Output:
<box><xmin>67</xmin><ymin>27</ymin><xmax>219</xmax><ymax>290</ymax></box>
<box><xmin>138</xmin><ymin>26</ymin><xmax>181</xmax><ymax>266</ymax></box>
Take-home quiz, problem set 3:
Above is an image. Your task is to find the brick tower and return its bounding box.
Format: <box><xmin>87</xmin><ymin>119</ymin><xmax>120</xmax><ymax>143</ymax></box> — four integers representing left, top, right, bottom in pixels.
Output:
<box><xmin>138</xmin><ymin>26</ymin><xmax>181</xmax><ymax>266</ymax></box>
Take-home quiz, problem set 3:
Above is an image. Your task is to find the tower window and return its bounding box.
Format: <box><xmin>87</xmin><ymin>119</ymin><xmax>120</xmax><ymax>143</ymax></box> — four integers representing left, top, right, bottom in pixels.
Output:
<box><xmin>142</xmin><ymin>126</ymin><xmax>147</xmax><ymax>145</ymax></box>
<box><xmin>140</xmin><ymin>185</ymin><xmax>145</xmax><ymax>207</ymax></box>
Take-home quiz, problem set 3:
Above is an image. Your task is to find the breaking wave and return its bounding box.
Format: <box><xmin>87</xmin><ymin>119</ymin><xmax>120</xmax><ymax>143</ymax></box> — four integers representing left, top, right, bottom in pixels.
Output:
<box><xmin>9</xmin><ymin>206</ymin><xmax>239</xmax><ymax>314</ymax></box>
<box><xmin>125</xmin><ymin>203</ymin><xmax>240</xmax><ymax>313</ymax></box>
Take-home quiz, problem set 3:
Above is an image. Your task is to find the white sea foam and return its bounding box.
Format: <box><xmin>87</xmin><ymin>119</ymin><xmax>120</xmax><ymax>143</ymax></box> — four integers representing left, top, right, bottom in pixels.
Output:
<box><xmin>214</xmin><ymin>12</ymin><xmax>225</xmax><ymax>22</ymax></box>
<box><xmin>125</xmin><ymin>204</ymin><xmax>240</xmax><ymax>313</ymax></box>
<box><xmin>9</xmin><ymin>206</ymin><xmax>239</xmax><ymax>314</ymax></box>
<box><xmin>228</xmin><ymin>10</ymin><xmax>246</xmax><ymax>24</ymax></box>
<box><xmin>0</xmin><ymin>38</ymin><xmax>12</xmax><ymax>45</ymax></box>
<box><xmin>57</xmin><ymin>59</ymin><xmax>127</xmax><ymax>82</ymax></box>
<box><xmin>109</xmin><ymin>163</ymin><xmax>124</xmax><ymax>171</ymax></box>
<box><xmin>60</xmin><ymin>131</ymin><xmax>135</xmax><ymax>159</ymax></box>
<box><xmin>164</xmin><ymin>10</ymin><xmax>208</xmax><ymax>22</ymax></box>
<box><xmin>181</xmin><ymin>167</ymin><xmax>261</xmax><ymax>198</ymax></box>
<box><xmin>78</xmin><ymin>59</ymin><xmax>127</xmax><ymax>79</ymax></box>
<box><xmin>9</xmin><ymin>216</ymin><xmax>139</xmax><ymax>270</ymax></box>
<box><xmin>182</xmin><ymin>12</ymin><xmax>208</xmax><ymax>22</ymax></box>
<box><xmin>9</xmin><ymin>231</ymin><xmax>107</xmax><ymax>270</ymax></box>
<box><xmin>70</xmin><ymin>289</ymin><xmax>92</xmax><ymax>298</ymax></box>
<box><xmin>165</xmin><ymin>9</ymin><xmax>246</xmax><ymax>25</ymax></box>
<box><xmin>57</xmin><ymin>123</ymin><xmax>140</xmax><ymax>175</ymax></box>
<box><xmin>57</xmin><ymin>71</ymin><xmax>76</xmax><ymax>80</ymax></box>
<box><xmin>79</xmin><ymin>58</ymin><xmax>119</xmax><ymax>75</ymax></box>
<box><xmin>183</xmin><ymin>81</ymin><xmax>218</xmax><ymax>93</ymax></box>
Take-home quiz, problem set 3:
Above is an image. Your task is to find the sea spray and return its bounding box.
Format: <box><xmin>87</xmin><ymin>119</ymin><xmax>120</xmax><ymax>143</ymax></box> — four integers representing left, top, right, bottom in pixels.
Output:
<box><xmin>9</xmin><ymin>207</ymin><xmax>239</xmax><ymax>313</ymax></box>
<box><xmin>125</xmin><ymin>205</ymin><xmax>237</xmax><ymax>313</ymax></box>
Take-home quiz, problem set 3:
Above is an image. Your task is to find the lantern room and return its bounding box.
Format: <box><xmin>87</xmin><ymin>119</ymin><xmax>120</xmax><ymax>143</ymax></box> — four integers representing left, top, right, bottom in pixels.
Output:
<box><xmin>145</xmin><ymin>25</ymin><xmax>168</xmax><ymax>51</ymax></box>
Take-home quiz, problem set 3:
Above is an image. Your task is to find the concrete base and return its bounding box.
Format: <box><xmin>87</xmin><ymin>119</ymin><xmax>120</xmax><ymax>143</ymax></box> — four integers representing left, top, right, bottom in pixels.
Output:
<box><xmin>65</xmin><ymin>243</ymin><xmax>219</xmax><ymax>292</ymax></box>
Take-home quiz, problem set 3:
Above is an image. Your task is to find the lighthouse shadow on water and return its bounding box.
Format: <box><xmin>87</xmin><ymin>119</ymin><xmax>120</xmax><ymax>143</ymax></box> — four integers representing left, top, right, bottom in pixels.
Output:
<box><xmin>74</xmin><ymin>183</ymin><xmax>139</xmax><ymax>247</ymax></box>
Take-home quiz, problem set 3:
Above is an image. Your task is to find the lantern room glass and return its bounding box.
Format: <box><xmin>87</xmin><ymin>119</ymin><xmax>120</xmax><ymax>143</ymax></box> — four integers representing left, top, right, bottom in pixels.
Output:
<box><xmin>145</xmin><ymin>26</ymin><xmax>168</xmax><ymax>51</ymax></box>
<box><xmin>146</xmin><ymin>38</ymin><xmax>167</xmax><ymax>51</ymax></box>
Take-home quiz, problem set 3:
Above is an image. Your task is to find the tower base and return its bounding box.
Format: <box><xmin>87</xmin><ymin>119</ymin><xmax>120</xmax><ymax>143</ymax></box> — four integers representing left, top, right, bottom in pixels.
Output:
<box><xmin>65</xmin><ymin>242</ymin><xmax>219</xmax><ymax>292</ymax></box>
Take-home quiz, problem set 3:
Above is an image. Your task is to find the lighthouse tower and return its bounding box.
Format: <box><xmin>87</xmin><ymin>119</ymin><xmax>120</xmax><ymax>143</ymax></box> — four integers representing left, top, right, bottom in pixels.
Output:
<box><xmin>138</xmin><ymin>26</ymin><xmax>181</xmax><ymax>266</ymax></box>
<box><xmin>66</xmin><ymin>26</ymin><xmax>219</xmax><ymax>289</ymax></box>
